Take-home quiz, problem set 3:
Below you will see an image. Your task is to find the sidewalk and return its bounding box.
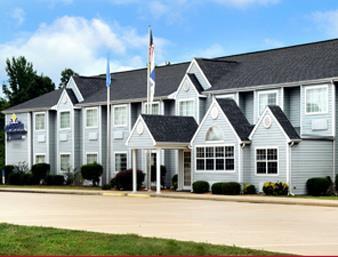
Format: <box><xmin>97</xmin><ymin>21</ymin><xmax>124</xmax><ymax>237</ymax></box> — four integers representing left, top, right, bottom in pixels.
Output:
<box><xmin>1</xmin><ymin>186</ymin><xmax>338</xmax><ymax>207</ymax></box>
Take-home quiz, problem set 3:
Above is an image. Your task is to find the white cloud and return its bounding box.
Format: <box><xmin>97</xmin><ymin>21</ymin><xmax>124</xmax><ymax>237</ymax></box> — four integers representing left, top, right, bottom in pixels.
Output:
<box><xmin>211</xmin><ymin>0</ymin><xmax>279</xmax><ymax>8</ymax></box>
<box><xmin>11</xmin><ymin>7</ymin><xmax>25</xmax><ymax>26</ymax></box>
<box><xmin>0</xmin><ymin>16</ymin><xmax>169</xmax><ymax>85</ymax></box>
<box><xmin>312</xmin><ymin>10</ymin><xmax>338</xmax><ymax>37</ymax></box>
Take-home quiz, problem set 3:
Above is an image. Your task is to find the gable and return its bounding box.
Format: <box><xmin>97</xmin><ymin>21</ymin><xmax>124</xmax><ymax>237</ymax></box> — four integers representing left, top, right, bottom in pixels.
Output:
<box><xmin>55</xmin><ymin>90</ymin><xmax>74</xmax><ymax>111</ymax></box>
<box><xmin>187</xmin><ymin>59</ymin><xmax>212</xmax><ymax>90</ymax></box>
<box><xmin>66</xmin><ymin>76</ymin><xmax>84</xmax><ymax>102</ymax></box>
<box><xmin>126</xmin><ymin>117</ymin><xmax>155</xmax><ymax>149</ymax></box>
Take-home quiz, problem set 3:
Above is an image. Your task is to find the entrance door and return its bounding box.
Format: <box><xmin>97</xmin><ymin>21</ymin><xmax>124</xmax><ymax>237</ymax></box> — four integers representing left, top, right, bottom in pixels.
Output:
<box><xmin>183</xmin><ymin>151</ymin><xmax>191</xmax><ymax>190</ymax></box>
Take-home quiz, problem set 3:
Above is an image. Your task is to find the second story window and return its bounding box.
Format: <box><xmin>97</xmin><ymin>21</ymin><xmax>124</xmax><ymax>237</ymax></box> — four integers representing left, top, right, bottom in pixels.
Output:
<box><xmin>113</xmin><ymin>105</ymin><xmax>128</xmax><ymax>127</ymax></box>
<box><xmin>86</xmin><ymin>108</ymin><xmax>98</xmax><ymax>128</ymax></box>
<box><xmin>305</xmin><ymin>85</ymin><xmax>328</xmax><ymax>114</ymax></box>
<box><xmin>60</xmin><ymin>111</ymin><xmax>70</xmax><ymax>129</ymax></box>
<box><xmin>258</xmin><ymin>91</ymin><xmax>277</xmax><ymax>115</ymax></box>
<box><xmin>144</xmin><ymin>102</ymin><xmax>160</xmax><ymax>115</ymax></box>
<box><xmin>35</xmin><ymin>113</ymin><xmax>45</xmax><ymax>130</ymax></box>
<box><xmin>178</xmin><ymin>100</ymin><xmax>195</xmax><ymax>117</ymax></box>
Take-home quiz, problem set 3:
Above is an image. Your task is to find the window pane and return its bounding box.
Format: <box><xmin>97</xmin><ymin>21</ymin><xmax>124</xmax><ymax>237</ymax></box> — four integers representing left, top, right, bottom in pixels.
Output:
<box><xmin>206</xmin><ymin>127</ymin><xmax>223</xmax><ymax>141</ymax></box>
<box><xmin>114</xmin><ymin>106</ymin><xmax>127</xmax><ymax>126</ymax></box>
<box><xmin>179</xmin><ymin>100</ymin><xmax>194</xmax><ymax>117</ymax></box>
<box><xmin>35</xmin><ymin>155</ymin><xmax>45</xmax><ymax>164</ymax></box>
<box><xmin>35</xmin><ymin>114</ymin><xmax>45</xmax><ymax>130</ymax></box>
<box><xmin>206</xmin><ymin>159</ymin><xmax>214</xmax><ymax>170</ymax></box>
<box><xmin>259</xmin><ymin>92</ymin><xmax>277</xmax><ymax>114</ymax></box>
<box><xmin>60</xmin><ymin>112</ymin><xmax>70</xmax><ymax>129</ymax></box>
<box><xmin>196</xmin><ymin>159</ymin><xmax>204</xmax><ymax>170</ymax></box>
<box><xmin>86</xmin><ymin>109</ymin><xmax>98</xmax><ymax>127</ymax></box>
<box><xmin>256</xmin><ymin>149</ymin><xmax>266</xmax><ymax>160</ymax></box>
<box><xmin>225</xmin><ymin>146</ymin><xmax>234</xmax><ymax>157</ymax></box>
<box><xmin>225</xmin><ymin>159</ymin><xmax>234</xmax><ymax>170</ymax></box>
<box><xmin>196</xmin><ymin>147</ymin><xmax>205</xmax><ymax>158</ymax></box>
<box><xmin>215</xmin><ymin>147</ymin><xmax>224</xmax><ymax>157</ymax></box>
<box><xmin>256</xmin><ymin>162</ymin><xmax>266</xmax><ymax>174</ymax></box>
<box><xmin>216</xmin><ymin>159</ymin><xmax>225</xmax><ymax>170</ymax></box>
<box><xmin>306</xmin><ymin>87</ymin><xmax>328</xmax><ymax>113</ymax></box>
<box><xmin>268</xmin><ymin>162</ymin><xmax>278</xmax><ymax>174</ymax></box>
<box><xmin>87</xmin><ymin>153</ymin><xmax>97</xmax><ymax>164</ymax></box>
<box><xmin>60</xmin><ymin>154</ymin><xmax>71</xmax><ymax>172</ymax></box>
<box><xmin>267</xmin><ymin>149</ymin><xmax>277</xmax><ymax>160</ymax></box>
<box><xmin>206</xmin><ymin>147</ymin><xmax>214</xmax><ymax>157</ymax></box>
<box><xmin>115</xmin><ymin>153</ymin><xmax>127</xmax><ymax>172</ymax></box>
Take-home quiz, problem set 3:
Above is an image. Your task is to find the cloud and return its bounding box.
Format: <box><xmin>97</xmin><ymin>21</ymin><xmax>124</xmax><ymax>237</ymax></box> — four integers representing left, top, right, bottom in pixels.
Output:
<box><xmin>0</xmin><ymin>16</ymin><xmax>169</xmax><ymax>85</ymax></box>
<box><xmin>211</xmin><ymin>0</ymin><xmax>280</xmax><ymax>8</ymax></box>
<box><xmin>312</xmin><ymin>10</ymin><xmax>338</xmax><ymax>37</ymax></box>
<box><xmin>11</xmin><ymin>7</ymin><xmax>25</xmax><ymax>26</ymax></box>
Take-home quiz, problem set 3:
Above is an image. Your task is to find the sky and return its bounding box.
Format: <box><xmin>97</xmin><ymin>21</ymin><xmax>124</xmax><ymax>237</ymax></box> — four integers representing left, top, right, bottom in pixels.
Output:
<box><xmin>1</xmin><ymin>0</ymin><xmax>338</xmax><ymax>88</ymax></box>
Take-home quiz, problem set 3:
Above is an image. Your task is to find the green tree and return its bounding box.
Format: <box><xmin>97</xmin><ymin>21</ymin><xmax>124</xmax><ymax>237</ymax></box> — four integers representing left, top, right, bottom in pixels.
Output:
<box><xmin>0</xmin><ymin>98</ymin><xmax>9</xmax><ymax>169</ymax></box>
<box><xmin>2</xmin><ymin>56</ymin><xmax>55</xmax><ymax>106</ymax></box>
<box><xmin>59</xmin><ymin>68</ymin><xmax>78</xmax><ymax>88</ymax></box>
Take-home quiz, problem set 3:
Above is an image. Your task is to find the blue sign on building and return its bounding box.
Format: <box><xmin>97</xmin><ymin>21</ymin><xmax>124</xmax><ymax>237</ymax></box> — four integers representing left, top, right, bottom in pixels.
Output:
<box><xmin>5</xmin><ymin>114</ymin><xmax>27</xmax><ymax>141</ymax></box>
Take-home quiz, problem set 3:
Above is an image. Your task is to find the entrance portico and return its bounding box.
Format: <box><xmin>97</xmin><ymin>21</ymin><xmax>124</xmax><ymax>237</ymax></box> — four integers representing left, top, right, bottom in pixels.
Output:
<box><xmin>126</xmin><ymin>114</ymin><xmax>198</xmax><ymax>193</ymax></box>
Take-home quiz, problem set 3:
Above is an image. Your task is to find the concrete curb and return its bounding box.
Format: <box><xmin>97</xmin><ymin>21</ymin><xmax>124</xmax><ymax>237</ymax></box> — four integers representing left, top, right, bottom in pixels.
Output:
<box><xmin>1</xmin><ymin>187</ymin><xmax>338</xmax><ymax>208</ymax></box>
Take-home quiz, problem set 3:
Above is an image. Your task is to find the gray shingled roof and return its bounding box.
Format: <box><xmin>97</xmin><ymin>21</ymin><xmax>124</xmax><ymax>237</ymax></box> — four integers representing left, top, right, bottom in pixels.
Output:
<box><xmin>268</xmin><ymin>105</ymin><xmax>300</xmax><ymax>140</ymax></box>
<box><xmin>82</xmin><ymin>62</ymin><xmax>190</xmax><ymax>104</ymax></box>
<box><xmin>3</xmin><ymin>89</ymin><xmax>63</xmax><ymax>112</ymax></box>
<box><xmin>187</xmin><ymin>73</ymin><xmax>204</xmax><ymax>93</ymax></box>
<box><xmin>66</xmin><ymin>89</ymin><xmax>79</xmax><ymax>104</ymax></box>
<box><xmin>198</xmin><ymin>39</ymin><xmax>338</xmax><ymax>91</ymax></box>
<box><xmin>141</xmin><ymin>114</ymin><xmax>198</xmax><ymax>143</ymax></box>
<box><xmin>216</xmin><ymin>98</ymin><xmax>253</xmax><ymax>141</ymax></box>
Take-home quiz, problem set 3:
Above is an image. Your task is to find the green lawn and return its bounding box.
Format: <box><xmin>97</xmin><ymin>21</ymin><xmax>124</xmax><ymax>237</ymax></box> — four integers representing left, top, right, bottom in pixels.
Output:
<box><xmin>291</xmin><ymin>195</ymin><xmax>338</xmax><ymax>200</ymax></box>
<box><xmin>0</xmin><ymin>223</ymin><xmax>285</xmax><ymax>256</ymax></box>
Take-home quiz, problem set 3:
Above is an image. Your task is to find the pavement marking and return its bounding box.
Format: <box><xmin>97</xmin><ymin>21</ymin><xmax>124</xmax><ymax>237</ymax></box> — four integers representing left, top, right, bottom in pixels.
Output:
<box><xmin>127</xmin><ymin>193</ymin><xmax>151</xmax><ymax>198</ymax></box>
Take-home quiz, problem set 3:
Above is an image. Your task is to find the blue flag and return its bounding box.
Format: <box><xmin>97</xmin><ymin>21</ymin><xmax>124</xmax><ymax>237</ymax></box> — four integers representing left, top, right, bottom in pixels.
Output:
<box><xmin>106</xmin><ymin>57</ymin><xmax>111</xmax><ymax>87</ymax></box>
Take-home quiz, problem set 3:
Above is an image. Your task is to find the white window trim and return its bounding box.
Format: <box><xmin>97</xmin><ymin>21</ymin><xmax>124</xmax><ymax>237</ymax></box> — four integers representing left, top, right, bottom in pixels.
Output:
<box><xmin>255</xmin><ymin>146</ymin><xmax>279</xmax><ymax>176</ymax></box>
<box><xmin>59</xmin><ymin>110</ymin><xmax>71</xmax><ymax>130</ymax></box>
<box><xmin>34</xmin><ymin>153</ymin><xmax>46</xmax><ymax>164</ymax></box>
<box><xmin>142</xmin><ymin>101</ymin><xmax>162</xmax><ymax>114</ymax></box>
<box><xmin>59</xmin><ymin>152</ymin><xmax>72</xmax><ymax>172</ymax></box>
<box><xmin>176</xmin><ymin>98</ymin><xmax>196</xmax><ymax>117</ymax></box>
<box><xmin>86</xmin><ymin>152</ymin><xmax>98</xmax><ymax>164</ymax></box>
<box><xmin>215</xmin><ymin>93</ymin><xmax>239</xmax><ymax>104</ymax></box>
<box><xmin>85</xmin><ymin>107</ymin><xmax>99</xmax><ymax>129</ymax></box>
<box><xmin>304</xmin><ymin>84</ymin><xmax>329</xmax><ymax>115</ymax></box>
<box><xmin>34</xmin><ymin>112</ymin><xmax>46</xmax><ymax>131</ymax></box>
<box><xmin>257</xmin><ymin>89</ymin><xmax>279</xmax><ymax>117</ymax></box>
<box><xmin>194</xmin><ymin>144</ymin><xmax>236</xmax><ymax>173</ymax></box>
<box><xmin>113</xmin><ymin>104</ymin><xmax>128</xmax><ymax>128</ymax></box>
<box><xmin>114</xmin><ymin>151</ymin><xmax>128</xmax><ymax>173</ymax></box>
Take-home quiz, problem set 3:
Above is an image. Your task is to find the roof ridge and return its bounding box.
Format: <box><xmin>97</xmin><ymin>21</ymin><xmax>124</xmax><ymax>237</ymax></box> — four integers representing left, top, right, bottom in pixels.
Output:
<box><xmin>196</xmin><ymin>58</ymin><xmax>238</xmax><ymax>64</ymax></box>
<box><xmin>214</xmin><ymin>38</ymin><xmax>338</xmax><ymax>60</ymax></box>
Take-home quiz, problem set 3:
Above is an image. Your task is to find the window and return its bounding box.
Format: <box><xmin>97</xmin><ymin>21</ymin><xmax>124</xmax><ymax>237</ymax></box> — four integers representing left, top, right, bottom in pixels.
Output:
<box><xmin>60</xmin><ymin>154</ymin><xmax>71</xmax><ymax>172</ymax></box>
<box><xmin>35</xmin><ymin>113</ymin><xmax>45</xmax><ymax>130</ymax></box>
<box><xmin>144</xmin><ymin>102</ymin><xmax>160</xmax><ymax>115</ymax></box>
<box><xmin>115</xmin><ymin>153</ymin><xmax>127</xmax><ymax>172</ymax></box>
<box><xmin>113</xmin><ymin>105</ymin><xmax>128</xmax><ymax>127</ymax></box>
<box><xmin>60</xmin><ymin>111</ymin><xmax>70</xmax><ymax>129</ymax></box>
<box><xmin>86</xmin><ymin>108</ymin><xmax>98</xmax><ymax>128</ymax></box>
<box><xmin>205</xmin><ymin>126</ymin><xmax>223</xmax><ymax>141</ymax></box>
<box><xmin>256</xmin><ymin>148</ymin><xmax>278</xmax><ymax>175</ymax></box>
<box><xmin>86</xmin><ymin>153</ymin><xmax>98</xmax><ymax>164</ymax></box>
<box><xmin>35</xmin><ymin>154</ymin><xmax>45</xmax><ymax>164</ymax></box>
<box><xmin>178</xmin><ymin>100</ymin><xmax>195</xmax><ymax>117</ymax></box>
<box><xmin>305</xmin><ymin>86</ymin><xmax>328</xmax><ymax>114</ymax></box>
<box><xmin>258</xmin><ymin>91</ymin><xmax>278</xmax><ymax>115</ymax></box>
<box><xmin>196</xmin><ymin>146</ymin><xmax>234</xmax><ymax>171</ymax></box>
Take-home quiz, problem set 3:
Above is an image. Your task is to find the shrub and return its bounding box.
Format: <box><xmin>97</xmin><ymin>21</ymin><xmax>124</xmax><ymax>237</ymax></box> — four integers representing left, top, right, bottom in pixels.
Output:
<box><xmin>7</xmin><ymin>172</ymin><xmax>33</xmax><ymax>185</ymax></box>
<box><xmin>151</xmin><ymin>165</ymin><xmax>167</xmax><ymax>185</ymax></box>
<box><xmin>102</xmin><ymin>184</ymin><xmax>112</xmax><ymax>190</ymax></box>
<box><xmin>31</xmin><ymin>163</ymin><xmax>50</xmax><ymax>183</ymax></box>
<box><xmin>2</xmin><ymin>165</ymin><xmax>15</xmax><ymax>184</ymax></box>
<box><xmin>110</xmin><ymin>177</ymin><xmax>117</xmax><ymax>188</ymax></box>
<box><xmin>115</xmin><ymin>169</ymin><xmax>145</xmax><ymax>190</ymax></box>
<box><xmin>80</xmin><ymin>163</ymin><xmax>103</xmax><ymax>186</ymax></box>
<box><xmin>263</xmin><ymin>182</ymin><xmax>289</xmax><ymax>196</ymax></box>
<box><xmin>211</xmin><ymin>182</ymin><xmax>241</xmax><ymax>195</ymax></box>
<box><xmin>72</xmin><ymin>171</ymin><xmax>84</xmax><ymax>186</ymax></box>
<box><xmin>306</xmin><ymin>177</ymin><xmax>332</xmax><ymax>196</ymax></box>
<box><xmin>243</xmin><ymin>183</ymin><xmax>257</xmax><ymax>195</ymax></box>
<box><xmin>45</xmin><ymin>175</ymin><xmax>65</xmax><ymax>186</ymax></box>
<box><xmin>336</xmin><ymin>174</ymin><xmax>338</xmax><ymax>192</ymax></box>
<box><xmin>192</xmin><ymin>181</ymin><xmax>209</xmax><ymax>194</ymax></box>
<box><xmin>172</xmin><ymin>174</ymin><xmax>178</xmax><ymax>190</ymax></box>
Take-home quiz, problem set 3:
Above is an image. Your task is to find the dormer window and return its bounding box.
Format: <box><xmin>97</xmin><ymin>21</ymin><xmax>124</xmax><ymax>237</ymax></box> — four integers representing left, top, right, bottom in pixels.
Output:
<box><xmin>205</xmin><ymin>126</ymin><xmax>223</xmax><ymax>141</ymax></box>
<box><xmin>305</xmin><ymin>85</ymin><xmax>328</xmax><ymax>114</ymax></box>
<box><xmin>178</xmin><ymin>99</ymin><xmax>195</xmax><ymax>117</ymax></box>
<box><xmin>258</xmin><ymin>91</ymin><xmax>278</xmax><ymax>115</ymax></box>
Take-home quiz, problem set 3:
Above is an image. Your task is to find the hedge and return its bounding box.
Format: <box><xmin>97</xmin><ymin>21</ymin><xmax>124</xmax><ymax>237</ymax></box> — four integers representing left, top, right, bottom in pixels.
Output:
<box><xmin>306</xmin><ymin>177</ymin><xmax>332</xmax><ymax>196</ymax></box>
<box><xmin>243</xmin><ymin>183</ymin><xmax>257</xmax><ymax>195</ymax></box>
<box><xmin>192</xmin><ymin>181</ymin><xmax>209</xmax><ymax>194</ymax></box>
<box><xmin>80</xmin><ymin>163</ymin><xmax>103</xmax><ymax>186</ymax></box>
<box><xmin>8</xmin><ymin>172</ymin><xmax>34</xmax><ymax>185</ymax></box>
<box><xmin>114</xmin><ymin>169</ymin><xmax>145</xmax><ymax>190</ymax></box>
<box><xmin>2</xmin><ymin>165</ymin><xmax>16</xmax><ymax>184</ymax></box>
<box><xmin>211</xmin><ymin>182</ymin><xmax>241</xmax><ymax>195</ymax></box>
<box><xmin>45</xmin><ymin>175</ymin><xmax>65</xmax><ymax>185</ymax></box>
<box><xmin>31</xmin><ymin>163</ymin><xmax>50</xmax><ymax>182</ymax></box>
<box><xmin>172</xmin><ymin>174</ymin><xmax>178</xmax><ymax>190</ymax></box>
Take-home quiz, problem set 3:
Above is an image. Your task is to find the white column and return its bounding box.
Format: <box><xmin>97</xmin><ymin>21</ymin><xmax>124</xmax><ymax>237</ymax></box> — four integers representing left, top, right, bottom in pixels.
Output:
<box><xmin>156</xmin><ymin>148</ymin><xmax>161</xmax><ymax>194</ymax></box>
<box><xmin>132</xmin><ymin>149</ymin><xmax>137</xmax><ymax>193</ymax></box>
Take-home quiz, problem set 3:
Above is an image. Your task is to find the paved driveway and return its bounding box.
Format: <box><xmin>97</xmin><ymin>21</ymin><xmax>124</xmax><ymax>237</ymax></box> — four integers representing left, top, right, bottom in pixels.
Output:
<box><xmin>0</xmin><ymin>192</ymin><xmax>338</xmax><ymax>255</ymax></box>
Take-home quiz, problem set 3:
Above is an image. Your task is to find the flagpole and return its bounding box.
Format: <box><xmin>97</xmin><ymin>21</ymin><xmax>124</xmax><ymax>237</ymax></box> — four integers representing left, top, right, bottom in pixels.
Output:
<box><xmin>106</xmin><ymin>58</ymin><xmax>111</xmax><ymax>185</ymax></box>
<box><xmin>146</xmin><ymin>26</ymin><xmax>152</xmax><ymax>191</ymax></box>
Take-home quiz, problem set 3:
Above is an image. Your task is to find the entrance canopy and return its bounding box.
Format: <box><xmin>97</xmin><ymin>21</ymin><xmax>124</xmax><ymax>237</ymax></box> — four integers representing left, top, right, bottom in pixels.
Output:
<box><xmin>126</xmin><ymin>114</ymin><xmax>198</xmax><ymax>149</ymax></box>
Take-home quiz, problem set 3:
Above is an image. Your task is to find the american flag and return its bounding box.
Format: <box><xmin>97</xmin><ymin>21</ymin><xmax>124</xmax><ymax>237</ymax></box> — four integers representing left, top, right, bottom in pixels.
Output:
<box><xmin>148</xmin><ymin>28</ymin><xmax>155</xmax><ymax>104</ymax></box>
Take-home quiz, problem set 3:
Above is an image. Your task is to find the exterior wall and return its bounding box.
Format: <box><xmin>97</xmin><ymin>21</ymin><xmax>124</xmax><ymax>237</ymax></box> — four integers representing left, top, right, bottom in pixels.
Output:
<box><xmin>127</xmin><ymin>119</ymin><xmax>154</xmax><ymax>149</ymax></box>
<box><xmin>301</xmin><ymin>83</ymin><xmax>334</xmax><ymax>137</ymax></box>
<box><xmin>291</xmin><ymin>140</ymin><xmax>333</xmax><ymax>195</ymax></box>
<box><xmin>246</xmin><ymin>111</ymin><xmax>288</xmax><ymax>192</ymax></box>
<box><xmin>284</xmin><ymin>86</ymin><xmax>300</xmax><ymax>128</ymax></box>
<box><xmin>239</xmin><ymin>91</ymin><xmax>254</xmax><ymax>124</ymax></box>
<box><xmin>101</xmin><ymin>106</ymin><xmax>107</xmax><ymax>181</ymax></box>
<box><xmin>32</xmin><ymin>111</ymin><xmax>48</xmax><ymax>165</ymax></box>
<box><xmin>5</xmin><ymin>112</ymin><xmax>32</xmax><ymax>167</ymax></box>
<box><xmin>48</xmin><ymin>111</ymin><xmax>57</xmax><ymax>173</ymax></box>
<box><xmin>191</xmin><ymin>102</ymin><xmax>240</xmax><ymax>186</ymax></box>
<box><xmin>74</xmin><ymin>109</ymin><xmax>82</xmax><ymax>170</ymax></box>
<box><xmin>254</xmin><ymin>88</ymin><xmax>283</xmax><ymax>123</ymax></box>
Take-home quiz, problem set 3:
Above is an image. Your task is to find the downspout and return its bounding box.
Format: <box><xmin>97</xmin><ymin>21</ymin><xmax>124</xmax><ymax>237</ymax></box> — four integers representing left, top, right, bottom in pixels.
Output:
<box><xmin>288</xmin><ymin>141</ymin><xmax>295</xmax><ymax>196</ymax></box>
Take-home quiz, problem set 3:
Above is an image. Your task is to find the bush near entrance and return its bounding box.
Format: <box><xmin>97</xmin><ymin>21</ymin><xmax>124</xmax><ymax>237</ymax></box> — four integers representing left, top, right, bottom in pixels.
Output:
<box><xmin>114</xmin><ymin>169</ymin><xmax>145</xmax><ymax>190</ymax></box>
<box><xmin>192</xmin><ymin>181</ymin><xmax>209</xmax><ymax>193</ymax></box>
<box><xmin>80</xmin><ymin>163</ymin><xmax>103</xmax><ymax>186</ymax></box>
<box><xmin>211</xmin><ymin>182</ymin><xmax>241</xmax><ymax>195</ymax></box>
